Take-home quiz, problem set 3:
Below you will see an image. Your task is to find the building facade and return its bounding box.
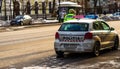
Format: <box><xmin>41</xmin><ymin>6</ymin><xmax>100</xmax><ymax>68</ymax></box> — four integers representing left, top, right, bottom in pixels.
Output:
<box><xmin>1</xmin><ymin>0</ymin><xmax>120</xmax><ymax>17</ymax></box>
<box><xmin>84</xmin><ymin>0</ymin><xmax>120</xmax><ymax>14</ymax></box>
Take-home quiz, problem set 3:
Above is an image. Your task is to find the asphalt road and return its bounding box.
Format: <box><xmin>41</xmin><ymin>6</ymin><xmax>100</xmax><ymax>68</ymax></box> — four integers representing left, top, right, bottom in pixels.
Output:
<box><xmin>0</xmin><ymin>21</ymin><xmax>120</xmax><ymax>69</ymax></box>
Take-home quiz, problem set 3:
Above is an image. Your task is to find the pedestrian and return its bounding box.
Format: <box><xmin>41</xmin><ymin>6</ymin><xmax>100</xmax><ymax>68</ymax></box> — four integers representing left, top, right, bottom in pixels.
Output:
<box><xmin>103</xmin><ymin>11</ymin><xmax>106</xmax><ymax>15</ymax></box>
<box><xmin>60</xmin><ymin>10</ymin><xmax>66</xmax><ymax>22</ymax></box>
<box><xmin>64</xmin><ymin>9</ymin><xmax>76</xmax><ymax>22</ymax></box>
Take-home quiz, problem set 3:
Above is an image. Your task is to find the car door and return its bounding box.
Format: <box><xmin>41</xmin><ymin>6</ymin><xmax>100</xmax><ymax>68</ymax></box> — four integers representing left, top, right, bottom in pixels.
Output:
<box><xmin>93</xmin><ymin>21</ymin><xmax>104</xmax><ymax>48</ymax></box>
<box><xmin>99</xmin><ymin>21</ymin><xmax>115</xmax><ymax>48</ymax></box>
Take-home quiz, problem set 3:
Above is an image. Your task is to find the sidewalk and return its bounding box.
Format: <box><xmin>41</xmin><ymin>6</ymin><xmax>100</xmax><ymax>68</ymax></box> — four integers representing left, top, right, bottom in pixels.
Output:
<box><xmin>0</xmin><ymin>21</ymin><xmax>61</xmax><ymax>32</ymax></box>
<box><xmin>0</xmin><ymin>19</ymin><xmax>61</xmax><ymax>32</ymax></box>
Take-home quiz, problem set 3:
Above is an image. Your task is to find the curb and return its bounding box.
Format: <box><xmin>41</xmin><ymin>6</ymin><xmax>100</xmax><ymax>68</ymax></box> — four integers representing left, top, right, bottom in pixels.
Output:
<box><xmin>0</xmin><ymin>23</ymin><xmax>62</xmax><ymax>32</ymax></box>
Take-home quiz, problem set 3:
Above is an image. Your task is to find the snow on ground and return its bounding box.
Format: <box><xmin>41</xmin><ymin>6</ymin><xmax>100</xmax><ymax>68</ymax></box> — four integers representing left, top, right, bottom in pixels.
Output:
<box><xmin>42</xmin><ymin>20</ymin><xmax>58</xmax><ymax>23</ymax></box>
<box><xmin>33</xmin><ymin>18</ymin><xmax>58</xmax><ymax>24</ymax></box>
<box><xmin>22</xmin><ymin>59</ymin><xmax>120</xmax><ymax>69</ymax></box>
<box><xmin>0</xmin><ymin>18</ymin><xmax>58</xmax><ymax>27</ymax></box>
<box><xmin>0</xmin><ymin>20</ymin><xmax>10</xmax><ymax>26</ymax></box>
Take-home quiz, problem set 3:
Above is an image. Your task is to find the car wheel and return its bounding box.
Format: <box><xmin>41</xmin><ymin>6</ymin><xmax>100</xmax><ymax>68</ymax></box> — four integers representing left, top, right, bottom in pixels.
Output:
<box><xmin>10</xmin><ymin>23</ymin><xmax>14</xmax><ymax>26</ymax></box>
<box><xmin>20</xmin><ymin>21</ymin><xmax>24</xmax><ymax>26</ymax></box>
<box><xmin>55</xmin><ymin>51</ymin><xmax>64</xmax><ymax>58</ymax></box>
<box><xmin>112</xmin><ymin>37</ymin><xmax>119</xmax><ymax>50</ymax></box>
<box><xmin>29</xmin><ymin>21</ymin><xmax>32</xmax><ymax>25</ymax></box>
<box><xmin>92</xmin><ymin>42</ymin><xmax>100</xmax><ymax>57</ymax></box>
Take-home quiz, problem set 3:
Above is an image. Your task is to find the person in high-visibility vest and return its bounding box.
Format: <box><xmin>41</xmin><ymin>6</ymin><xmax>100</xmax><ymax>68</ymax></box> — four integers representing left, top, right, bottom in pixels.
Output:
<box><xmin>64</xmin><ymin>9</ymin><xmax>76</xmax><ymax>22</ymax></box>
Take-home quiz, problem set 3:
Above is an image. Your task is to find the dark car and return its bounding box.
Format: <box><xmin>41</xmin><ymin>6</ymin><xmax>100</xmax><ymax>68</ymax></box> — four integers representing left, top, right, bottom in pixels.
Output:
<box><xmin>10</xmin><ymin>15</ymin><xmax>32</xmax><ymax>26</ymax></box>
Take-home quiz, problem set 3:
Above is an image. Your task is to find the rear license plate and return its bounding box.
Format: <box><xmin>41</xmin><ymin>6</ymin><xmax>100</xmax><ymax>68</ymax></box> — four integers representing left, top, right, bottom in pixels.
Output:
<box><xmin>62</xmin><ymin>36</ymin><xmax>84</xmax><ymax>42</ymax></box>
<box><xmin>64</xmin><ymin>44</ymin><xmax>77</xmax><ymax>49</ymax></box>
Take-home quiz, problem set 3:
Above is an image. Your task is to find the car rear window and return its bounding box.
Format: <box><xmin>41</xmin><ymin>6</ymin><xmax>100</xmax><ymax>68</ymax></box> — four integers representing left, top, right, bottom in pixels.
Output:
<box><xmin>59</xmin><ymin>23</ymin><xmax>89</xmax><ymax>31</ymax></box>
<box><xmin>16</xmin><ymin>16</ymin><xmax>23</xmax><ymax>19</ymax></box>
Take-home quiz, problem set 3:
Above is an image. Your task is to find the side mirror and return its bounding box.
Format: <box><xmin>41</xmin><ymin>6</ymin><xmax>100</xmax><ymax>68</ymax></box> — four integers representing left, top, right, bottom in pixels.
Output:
<box><xmin>110</xmin><ymin>27</ymin><xmax>115</xmax><ymax>31</ymax></box>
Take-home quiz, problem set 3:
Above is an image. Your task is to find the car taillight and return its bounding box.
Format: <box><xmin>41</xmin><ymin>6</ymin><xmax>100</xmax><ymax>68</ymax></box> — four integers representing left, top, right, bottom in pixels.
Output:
<box><xmin>55</xmin><ymin>32</ymin><xmax>59</xmax><ymax>39</ymax></box>
<box><xmin>84</xmin><ymin>32</ymin><xmax>93</xmax><ymax>39</ymax></box>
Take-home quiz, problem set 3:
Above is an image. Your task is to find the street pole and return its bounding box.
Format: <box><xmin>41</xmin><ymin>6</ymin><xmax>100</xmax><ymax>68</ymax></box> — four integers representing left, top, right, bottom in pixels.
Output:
<box><xmin>4</xmin><ymin>0</ymin><xmax>7</xmax><ymax>20</ymax></box>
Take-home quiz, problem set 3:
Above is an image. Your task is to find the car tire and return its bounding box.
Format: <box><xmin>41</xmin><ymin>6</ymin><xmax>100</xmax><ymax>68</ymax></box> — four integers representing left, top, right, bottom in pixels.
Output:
<box><xmin>20</xmin><ymin>21</ymin><xmax>24</xmax><ymax>26</ymax></box>
<box><xmin>92</xmin><ymin>42</ymin><xmax>100</xmax><ymax>57</ymax></box>
<box><xmin>29</xmin><ymin>21</ymin><xmax>32</xmax><ymax>25</ymax></box>
<box><xmin>112</xmin><ymin>37</ymin><xmax>119</xmax><ymax>50</ymax></box>
<box><xmin>10</xmin><ymin>23</ymin><xmax>14</xmax><ymax>26</ymax></box>
<box><xmin>55</xmin><ymin>51</ymin><xmax>64</xmax><ymax>58</ymax></box>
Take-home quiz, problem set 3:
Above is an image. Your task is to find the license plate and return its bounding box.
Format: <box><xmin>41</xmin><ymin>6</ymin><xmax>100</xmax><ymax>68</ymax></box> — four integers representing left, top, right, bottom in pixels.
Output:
<box><xmin>62</xmin><ymin>36</ymin><xmax>84</xmax><ymax>42</ymax></box>
<box><xmin>64</xmin><ymin>44</ymin><xmax>77</xmax><ymax>49</ymax></box>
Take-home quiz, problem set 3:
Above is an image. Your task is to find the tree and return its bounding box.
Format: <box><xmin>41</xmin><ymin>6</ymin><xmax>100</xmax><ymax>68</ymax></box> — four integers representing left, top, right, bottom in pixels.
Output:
<box><xmin>52</xmin><ymin>0</ymin><xmax>56</xmax><ymax>17</ymax></box>
<box><xmin>26</xmin><ymin>0</ymin><xmax>31</xmax><ymax>15</ymax></box>
<box><xmin>0</xmin><ymin>0</ymin><xmax>2</xmax><ymax>13</ymax></box>
<box><xmin>34</xmin><ymin>1</ymin><xmax>39</xmax><ymax>15</ymax></box>
<box><xmin>94</xmin><ymin>0</ymin><xmax>97</xmax><ymax>14</ymax></box>
<box><xmin>84</xmin><ymin>0</ymin><xmax>88</xmax><ymax>14</ymax></box>
<box><xmin>13</xmin><ymin>0</ymin><xmax>20</xmax><ymax>18</ymax></box>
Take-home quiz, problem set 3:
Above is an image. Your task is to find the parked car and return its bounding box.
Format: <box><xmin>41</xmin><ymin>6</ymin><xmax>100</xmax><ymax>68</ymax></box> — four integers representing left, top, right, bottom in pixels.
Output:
<box><xmin>54</xmin><ymin>18</ymin><xmax>119</xmax><ymax>58</ymax></box>
<box><xmin>10</xmin><ymin>15</ymin><xmax>32</xmax><ymax>26</ymax></box>
<box><xmin>104</xmin><ymin>12</ymin><xmax>120</xmax><ymax>20</ymax></box>
<box><xmin>112</xmin><ymin>12</ymin><xmax>120</xmax><ymax>20</ymax></box>
<box><xmin>113</xmin><ymin>12</ymin><xmax>120</xmax><ymax>17</ymax></box>
<box><xmin>99</xmin><ymin>15</ymin><xmax>113</xmax><ymax>21</ymax></box>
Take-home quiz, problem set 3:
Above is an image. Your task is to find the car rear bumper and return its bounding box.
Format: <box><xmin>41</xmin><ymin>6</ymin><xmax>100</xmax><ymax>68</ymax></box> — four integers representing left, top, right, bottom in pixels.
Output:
<box><xmin>54</xmin><ymin>40</ymin><xmax>95</xmax><ymax>53</ymax></box>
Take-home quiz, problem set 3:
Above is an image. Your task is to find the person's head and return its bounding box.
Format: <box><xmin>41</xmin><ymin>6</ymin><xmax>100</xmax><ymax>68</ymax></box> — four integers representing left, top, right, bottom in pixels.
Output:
<box><xmin>69</xmin><ymin>9</ymin><xmax>76</xmax><ymax>14</ymax></box>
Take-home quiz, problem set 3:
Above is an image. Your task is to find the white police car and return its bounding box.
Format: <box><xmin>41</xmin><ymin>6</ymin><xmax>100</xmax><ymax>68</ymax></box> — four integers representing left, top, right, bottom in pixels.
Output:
<box><xmin>54</xmin><ymin>18</ymin><xmax>119</xmax><ymax>57</ymax></box>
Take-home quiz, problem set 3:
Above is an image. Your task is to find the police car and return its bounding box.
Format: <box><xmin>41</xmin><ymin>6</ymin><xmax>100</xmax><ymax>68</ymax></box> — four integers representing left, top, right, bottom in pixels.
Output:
<box><xmin>54</xmin><ymin>18</ymin><xmax>119</xmax><ymax>57</ymax></box>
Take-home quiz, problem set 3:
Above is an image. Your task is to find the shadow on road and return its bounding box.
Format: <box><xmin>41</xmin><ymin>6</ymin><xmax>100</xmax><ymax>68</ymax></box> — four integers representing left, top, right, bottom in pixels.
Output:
<box><xmin>35</xmin><ymin>49</ymin><xmax>120</xmax><ymax>69</ymax></box>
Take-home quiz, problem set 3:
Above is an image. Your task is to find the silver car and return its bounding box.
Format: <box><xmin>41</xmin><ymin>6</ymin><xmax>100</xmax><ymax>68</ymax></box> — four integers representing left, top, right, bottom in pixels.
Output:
<box><xmin>54</xmin><ymin>19</ymin><xmax>119</xmax><ymax>57</ymax></box>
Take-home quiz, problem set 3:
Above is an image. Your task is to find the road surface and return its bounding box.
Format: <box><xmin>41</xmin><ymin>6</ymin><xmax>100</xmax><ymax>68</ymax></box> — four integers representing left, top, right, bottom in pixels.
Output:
<box><xmin>0</xmin><ymin>21</ymin><xmax>120</xmax><ymax>69</ymax></box>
